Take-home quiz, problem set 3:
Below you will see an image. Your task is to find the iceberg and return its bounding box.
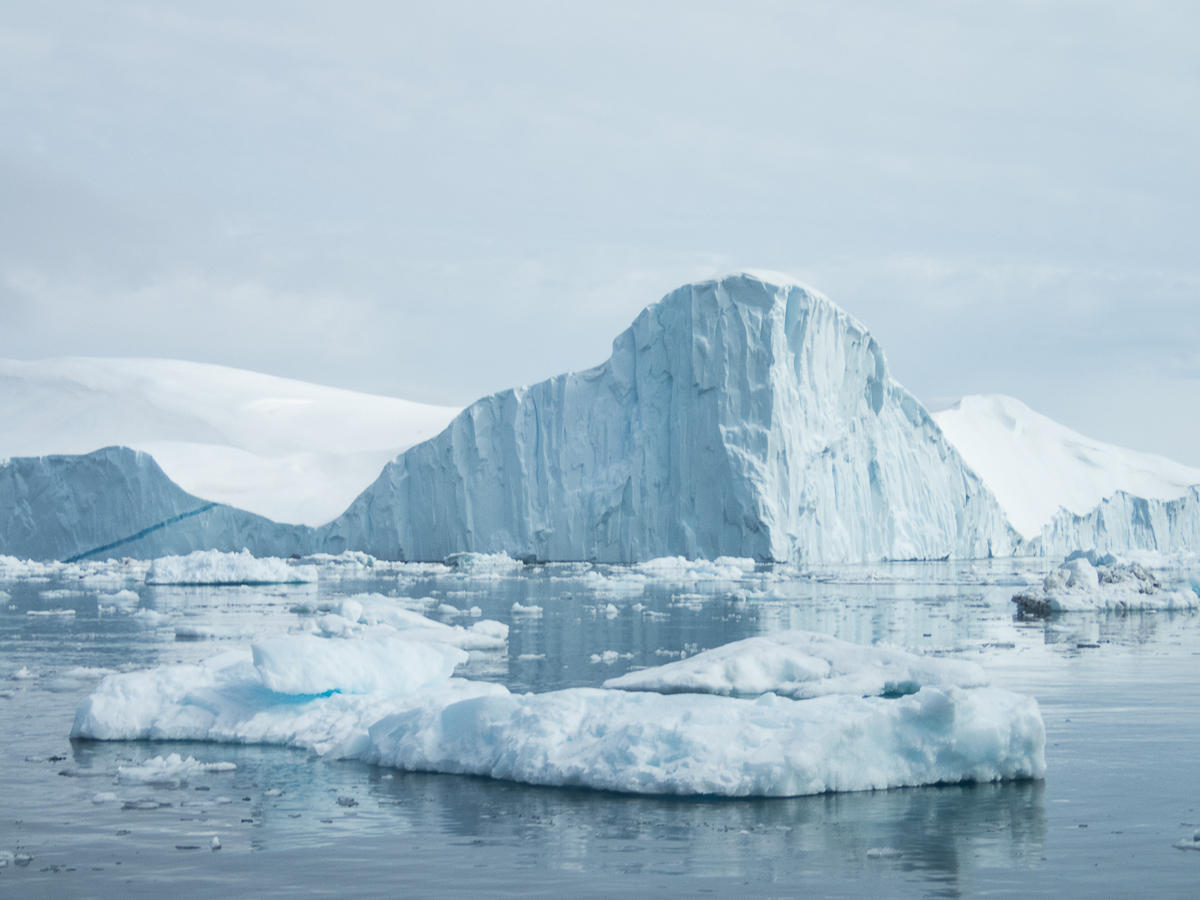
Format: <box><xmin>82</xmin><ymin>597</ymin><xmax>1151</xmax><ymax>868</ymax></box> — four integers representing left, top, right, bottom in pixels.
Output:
<box><xmin>602</xmin><ymin>630</ymin><xmax>988</xmax><ymax>699</ymax></box>
<box><xmin>72</xmin><ymin>630</ymin><xmax>1045</xmax><ymax>797</ymax></box>
<box><xmin>325</xmin><ymin>272</ymin><xmax>1018</xmax><ymax>564</ymax></box>
<box><xmin>147</xmin><ymin>549</ymin><xmax>317</xmax><ymax>585</ymax></box>
<box><xmin>1012</xmin><ymin>554</ymin><xmax>1199</xmax><ymax>614</ymax></box>
<box><xmin>931</xmin><ymin>395</ymin><xmax>1200</xmax><ymax>543</ymax></box>
<box><xmin>0</xmin><ymin>356</ymin><xmax>460</xmax><ymax>526</ymax></box>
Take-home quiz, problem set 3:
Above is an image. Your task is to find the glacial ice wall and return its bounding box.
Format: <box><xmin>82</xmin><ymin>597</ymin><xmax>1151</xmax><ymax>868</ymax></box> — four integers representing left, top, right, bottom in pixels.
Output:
<box><xmin>323</xmin><ymin>272</ymin><xmax>1019</xmax><ymax>563</ymax></box>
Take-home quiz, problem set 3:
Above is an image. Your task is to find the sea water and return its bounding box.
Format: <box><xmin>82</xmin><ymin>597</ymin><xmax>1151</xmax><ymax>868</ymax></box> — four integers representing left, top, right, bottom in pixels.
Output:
<box><xmin>2</xmin><ymin>558</ymin><xmax>1199</xmax><ymax>898</ymax></box>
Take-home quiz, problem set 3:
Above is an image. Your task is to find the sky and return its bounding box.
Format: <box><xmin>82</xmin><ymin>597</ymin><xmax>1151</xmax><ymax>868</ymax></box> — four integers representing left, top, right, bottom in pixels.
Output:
<box><xmin>2</xmin><ymin>1</ymin><xmax>1199</xmax><ymax>463</ymax></box>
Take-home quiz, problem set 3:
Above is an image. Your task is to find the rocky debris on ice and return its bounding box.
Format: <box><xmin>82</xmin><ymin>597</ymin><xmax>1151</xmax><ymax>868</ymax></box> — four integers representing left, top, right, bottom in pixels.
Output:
<box><xmin>116</xmin><ymin>753</ymin><xmax>236</xmax><ymax>785</ymax></box>
<box><xmin>1011</xmin><ymin>553</ymin><xmax>1200</xmax><ymax>614</ymax></box>
<box><xmin>602</xmin><ymin>630</ymin><xmax>988</xmax><ymax>699</ymax></box>
<box><xmin>147</xmin><ymin>549</ymin><xmax>317</xmax><ymax>585</ymax></box>
<box><xmin>72</xmin><ymin>629</ymin><xmax>1045</xmax><ymax>797</ymax></box>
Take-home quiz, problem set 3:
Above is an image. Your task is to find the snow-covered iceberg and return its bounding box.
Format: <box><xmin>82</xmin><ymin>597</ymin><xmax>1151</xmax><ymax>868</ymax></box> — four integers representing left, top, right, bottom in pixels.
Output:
<box><xmin>602</xmin><ymin>631</ymin><xmax>988</xmax><ymax>699</ymax></box>
<box><xmin>324</xmin><ymin>272</ymin><xmax>1018</xmax><ymax>564</ymax></box>
<box><xmin>931</xmin><ymin>395</ymin><xmax>1200</xmax><ymax>548</ymax></box>
<box><xmin>1012</xmin><ymin>554</ymin><xmax>1199</xmax><ymax>614</ymax></box>
<box><xmin>147</xmin><ymin>549</ymin><xmax>317</xmax><ymax>585</ymax></box>
<box><xmin>72</xmin><ymin>630</ymin><xmax>1045</xmax><ymax>797</ymax></box>
<box><xmin>0</xmin><ymin>356</ymin><xmax>460</xmax><ymax>526</ymax></box>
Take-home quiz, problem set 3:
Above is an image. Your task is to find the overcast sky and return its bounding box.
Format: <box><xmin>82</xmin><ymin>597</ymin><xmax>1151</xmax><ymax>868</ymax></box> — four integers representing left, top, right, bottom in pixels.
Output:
<box><xmin>2</xmin><ymin>1</ymin><xmax>1199</xmax><ymax>462</ymax></box>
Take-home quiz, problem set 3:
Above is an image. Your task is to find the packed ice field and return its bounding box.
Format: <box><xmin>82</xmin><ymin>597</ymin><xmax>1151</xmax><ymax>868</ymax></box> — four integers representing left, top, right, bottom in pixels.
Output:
<box><xmin>5</xmin><ymin>548</ymin><xmax>1199</xmax><ymax>803</ymax></box>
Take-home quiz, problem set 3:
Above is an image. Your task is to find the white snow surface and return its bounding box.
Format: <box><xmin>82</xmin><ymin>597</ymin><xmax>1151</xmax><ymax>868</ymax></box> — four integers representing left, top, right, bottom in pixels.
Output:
<box><xmin>147</xmin><ymin>549</ymin><xmax>317</xmax><ymax>585</ymax></box>
<box><xmin>1011</xmin><ymin>554</ymin><xmax>1200</xmax><ymax>613</ymax></box>
<box><xmin>0</xmin><ymin>357</ymin><xmax>460</xmax><ymax>525</ymax></box>
<box><xmin>252</xmin><ymin>635</ymin><xmax>467</xmax><ymax>696</ymax></box>
<box><xmin>72</xmin><ymin>631</ymin><xmax>1045</xmax><ymax>797</ymax></box>
<box><xmin>931</xmin><ymin>395</ymin><xmax>1200</xmax><ymax>541</ymax></box>
<box><xmin>602</xmin><ymin>631</ymin><xmax>988</xmax><ymax>699</ymax></box>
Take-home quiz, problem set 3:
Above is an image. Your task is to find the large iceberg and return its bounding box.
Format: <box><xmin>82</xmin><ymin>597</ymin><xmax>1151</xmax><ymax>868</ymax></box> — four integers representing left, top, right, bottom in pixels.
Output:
<box><xmin>323</xmin><ymin>272</ymin><xmax>1019</xmax><ymax>564</ymax></box>
<box><xmin>72</xmin><ymin>629</ymin><xmax>1046</xmax><ymax>797</ymax></box>
<box><xmin>6</xmin><ymin>272</ymin><xmax>1200</xmax><ymax>564</ymax></box>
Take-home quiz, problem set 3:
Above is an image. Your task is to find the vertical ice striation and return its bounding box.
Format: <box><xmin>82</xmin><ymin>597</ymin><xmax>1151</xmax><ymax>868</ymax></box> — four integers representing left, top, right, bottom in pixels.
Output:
<box><xmin>324</xmin><ymin>272</ymin><xmax>1019</xmax><ymax>563</ymax></box>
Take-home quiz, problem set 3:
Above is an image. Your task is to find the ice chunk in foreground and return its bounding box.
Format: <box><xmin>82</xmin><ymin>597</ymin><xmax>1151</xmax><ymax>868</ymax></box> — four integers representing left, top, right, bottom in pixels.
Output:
<box><xmin>1012</xmin><ymin>556</ymin><xmax>1200</xmax><ymax>614</ymax></box>
<box><xmin>147</xmin><ymin>549</ymin><xmax>317</xmax><ymax>585</ymax></box>
<box><xmin>72</xmin><ymin>630</ymin><xmax>1044</xmax><ymax>797</ymax></box>
<box><xmin>603</xmin><ymin>631</ymin><xmax>988</xmax><ymax>699</ymax></box>
<box><xmin>252</xmin><ymin>634</ymin><xmax>467</xmax><ymax>696</ymax></box>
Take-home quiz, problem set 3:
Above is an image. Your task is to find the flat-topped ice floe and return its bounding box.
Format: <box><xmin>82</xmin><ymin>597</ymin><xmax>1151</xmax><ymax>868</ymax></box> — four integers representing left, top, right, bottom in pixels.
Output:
<box><xmin>147</xmin><ymin>549</ymin><xmax>317</xmax><ymax>585</ymax></box>
<box><xmin>602</xmin><ymin>631</ymin><xmax>988</xmax><ymax>699</ymax></box>
<box><xmin>72</xmin><ymin>629</ymin><xmax>1044</xmax><ymax>797</ymax></box>
<box><xmin>1012</xmin><ymin>553</ymin><xmax>1200</xmax><ymax>614</ymax></box>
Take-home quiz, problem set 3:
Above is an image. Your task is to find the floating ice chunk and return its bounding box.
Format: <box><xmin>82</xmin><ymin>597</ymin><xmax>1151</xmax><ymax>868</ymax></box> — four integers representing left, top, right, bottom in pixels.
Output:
<box><xmin>72</xmin><ymin>632</ymin><xmax>1044</xmax><ymax>798</ymax></box>
<box><xmin>101</xmin><ymin>589</ymin><xmax>141</xmax><ymax>608</ymax></box>
<box><xmin>444</xmin><ymin>552</ymin><xmax>523</xmax><ymax>574</ymax></box>
<box><xmin>92</xmin><ymin>791</ymin><xmax>119</xmax><ymax>804</ymax></box>
<box><xmin>26</xmin><ymin>608</ymin><xmax>76</xmax><ymax>616</ymax></box>
<box><xmin>40</xmin><ymin>589</ymin><xmax>86</xmax><ymax>600</ymax></box>
<box><xmin>64</xmin><ymin>666</ymin><xmax>116</xmax><ymax>679</ymax></box>
<box><xmin>12</xmin><ymin>666</ymin><xmax>37</xmax><ymax>679</ymax></box>
<box><xmin>511</xmin><ymin>602</ymin><xmax>542</xmax><ymax>615</ymax></box>
<box><xmin>866</xmin><ymin>847</ymin><xmax>903</xmax><ymax>859</ymax></box>
<box><xmin>309</xmin><ymin>594</ymin><xmax>508</xmax><ymax>650</ymax></box>
<box><xmin>251</xmin><ymin>634</ymin><xmax>467</xmax><ymax>696</ymax></box>
<box><xmin>132</xmin><ymin>608</ymin><xmax>168</xmax><ymax>625</ymax></box>
<box><xmin>365</xmin><ymin>683</ymin><xmax>1045</xmax><ymax>797</ymax></box>
<box><xmin>211</xmin><ymin>836</ymin><xmax>221</xmax><ymax>850</ymax></box>
<box><xmin>636</xmin><ymin>557</ymin><xmax>752</xmax><ymax>582</ymax></box>
<box><xmin>117</xmin><ymin>753</ymin><xmax>236</xmax><ymax>785</ymax></box>
<box><xmin>1013</xmin><ymin>556</ymin><xmax>1200</xmax><ymax>614</ymax></box>
<box><xmin>147</xmin><ymin>549</ymin><xmax>317</xmax><ymax>585</ymax></box>
<box><xmin>603</xmin><ymin>630</ymin><xmax>987</xmax><ymax>700</ymax></box>
<box><xmin>590</xmin><ymin>651</ymin><xmax>631</xmax><ymax>664</ymax></box>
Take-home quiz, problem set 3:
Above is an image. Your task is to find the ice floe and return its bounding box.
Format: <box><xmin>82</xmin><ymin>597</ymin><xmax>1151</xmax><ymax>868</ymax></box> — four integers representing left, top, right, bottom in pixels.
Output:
<box><xmin>147</xmin><ymin>549</ymin><xmax>317</xmax><ymax>585</ymax></box>
<box><xmin>117</xmin><ymin>753</ymin><xmax>237</xmax><ymax>785</ymax></box>
<box><xmin>72</xmin><ymin>628</ymin><xmax>1044</xmax><ymax>797</ymax></box>
<box><xmin>1012</xmin><ymin>553</ymin><xmax>1200</xmax><ymax>614</ymax></box>
<box><xmin>292</xmin><ymin>594</ymin><xmax>508</xmax><ymax>650</ymax></box>
<box><xmin>602</xmin><ymin>631</ymin><xmax>987</xmax><ymax>699</ymax></box>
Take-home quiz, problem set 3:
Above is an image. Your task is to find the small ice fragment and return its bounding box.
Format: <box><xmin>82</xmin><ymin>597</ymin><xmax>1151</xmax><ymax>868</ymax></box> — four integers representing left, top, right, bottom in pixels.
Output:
<box><xmin>14</xmin><ymin>853</ymin><xmax>33</xmax><ymax>867</ymax></box>
<box><xmin>92</xmin><ymin>792</ymin><xmax>119</xmax><ymax>804</ymax></box>
<box><xmin>866</xmin><ymin>848</ymin><xmax>903</xmax><ymax>859</ymax></box>
<box><xmin>211</xmin><ymin>836</ymin><xmax>221</xmax><ymax>850</ymax></box>
<box><xmin>0</xmin><ymin>851</ymin><xmax>13</xmax><ymax>867</ymax></box>
<box><xmin>264</xmin><ymin>789</ymin><xmax>283</xmax><ymax>797</ymax></box>
<box><xmin>511</xmin><ymin>602</ymin><xmax>542</xmax><ymax>615</ymax></box>
<box><xmin>216</xmin><ymin>797</ymin><xmax>232</xmax><ymax>804</ymax></box>
<box><xmin>12</xmin><ymin>666</ymin><xmax>37</xmax><ymax>680</ymax></box>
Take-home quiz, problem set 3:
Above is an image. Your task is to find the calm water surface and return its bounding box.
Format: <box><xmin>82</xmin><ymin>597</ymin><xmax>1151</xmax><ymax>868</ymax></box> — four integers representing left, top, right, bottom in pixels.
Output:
<box><xmin>2</xmin><ymin>559</ymin><xmax>1199</xmax><ymax>898</ymax></box>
